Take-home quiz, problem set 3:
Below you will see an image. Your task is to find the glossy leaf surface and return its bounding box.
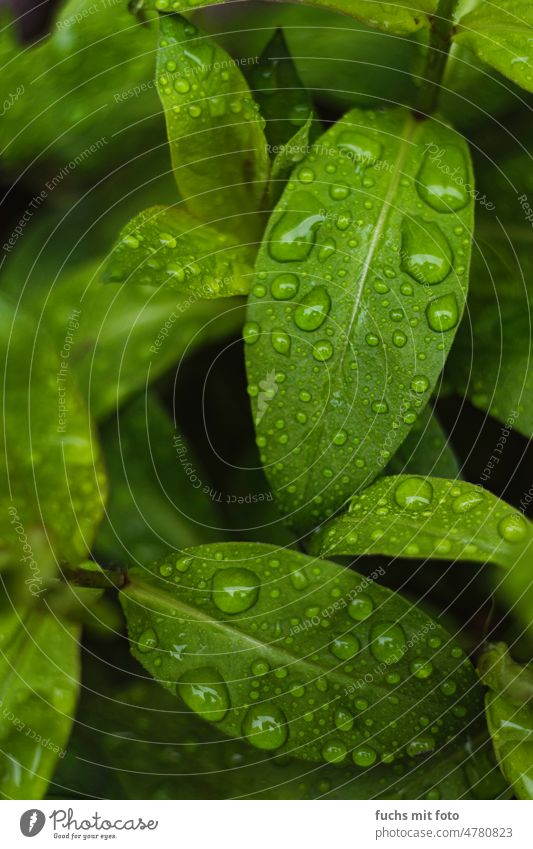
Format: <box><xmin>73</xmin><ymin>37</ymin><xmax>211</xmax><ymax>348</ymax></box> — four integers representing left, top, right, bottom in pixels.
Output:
<box><xmin>246</xmin><ymin>107</ymin><xmax>473</xmax><ymax>532</ymax></box>
<box><xmin>155</xmin><ymin>14</ymin><xmax>269</xmax><ymax>238</ymax></box>
<box><xmin>121</xmin><ymin>542</ymin><xmax>482</xmax><ymax>765</ymax></box>
<box><xmin>455</xmin><ymin>1</ymin><xmax>533</xmax><ymax>93</ymax></box>
<box><xmin>479</xmin><ymin>644</ymin><xmax>533</xmax><ymax>800</ymax></box>
<box><xmin>102</xmin><ymin>206</ymin><xmax>253</xmax><ymax>294</ymax></box>
<box><xmin>385</xmin><ymin>406</ymin><xmax>461</xmax><ymax>479</ymax></box>
<box><xmin>311</xmin><ymin>475</ymin><xmax>532</xmax><ymax>568</ymax></box>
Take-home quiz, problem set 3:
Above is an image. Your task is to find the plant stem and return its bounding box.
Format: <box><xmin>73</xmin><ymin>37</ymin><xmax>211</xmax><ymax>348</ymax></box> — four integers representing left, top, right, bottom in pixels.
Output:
<box><xmin>61</xmin><ymin>565</ymin><xmax>128</xmax><ymax>591</ymax></box>
<box><xmin>415</xmin><ymin>0</ymin><xmax>459</xmax><ymax>117</ymax></box>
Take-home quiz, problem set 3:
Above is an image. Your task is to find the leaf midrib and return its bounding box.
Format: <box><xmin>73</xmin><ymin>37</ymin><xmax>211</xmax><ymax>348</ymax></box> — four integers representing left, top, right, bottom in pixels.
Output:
<box><xmin>126</xmin><ymin>575</ymin><xmax>378</xmax><ymax>693</ymax></box>
<box><xmin>302</xmin><ymin>112</ymin><xmax>419</xmax><ymax>503</ymax></box>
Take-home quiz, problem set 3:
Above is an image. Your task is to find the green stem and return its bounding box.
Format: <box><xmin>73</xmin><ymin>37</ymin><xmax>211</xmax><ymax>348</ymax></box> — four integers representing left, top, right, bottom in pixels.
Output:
<box><xmin>415</xmin><ymin>0</ymin><xmax>459</xmax><ymax>117</ymax></box>
<box><xmin>61</xmin><ymin>565</ymin><xmax>128</xmax><ymax>591</ymax></box>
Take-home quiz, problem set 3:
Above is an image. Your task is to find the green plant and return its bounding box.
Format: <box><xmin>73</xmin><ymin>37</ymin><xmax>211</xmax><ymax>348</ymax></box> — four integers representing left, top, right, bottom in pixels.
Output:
<box><xmin>0</xmin><ymin>0</ymin><xmax>531</xmax><ymax>801</ymax></box>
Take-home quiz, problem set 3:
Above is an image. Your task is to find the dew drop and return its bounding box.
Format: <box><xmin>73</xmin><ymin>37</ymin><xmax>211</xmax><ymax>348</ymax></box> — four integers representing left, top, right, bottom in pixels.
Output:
<box><xmin>294</xmin><ymin>286</ymin><xmax>331</xmax><ymax>331</ymax></box>
<box><xmin>497</xmin><ymin>513</ymin><xmax>529</xmax><ymax>543</ymax></box>
<box><xmin>312</xmin><ymin>340</ymin><xmax>334</xmax><ymax>361</ymax></box>
<box><xmin>352</xmin><ymin>745</ymin><xmax>377</xmax><ymax>767</ymax></box>
<box><xmin>178</xmin><ymin>667</ymin><xmax>230</xmax><ymax>722</ymax></box>
<box><xmin>322</xmin><ymin>738</ymin><xmax>347</xmax><ymax>763</ymax></box>
<box><xmin>394</xmin><ymin>477</ymin><xmax>433</xmax><ymax>511</ymax></box>
<box><xmin>137</xmin><ymin>628</ymin><xmax>158</xmax><ymax>653</ymax></box>
<box><xmin>242</xmin><ymin>702</ymin><xmax>287</xmax><ymax>750</ymax></box>
<box><xmin>417</xmin><ymin>145</ymin><xmax>468</xmax><ymax>213</ymax></box>
<box><xmin>426</xmin><ymin>292</ymin><xmax>459</xmax><ymax>332</ymax></box>
<box><xmin>400</xmin><ymin>218</ymin><xmax>452</xmax><ymax>285</ymax></box>
<box><xmin>269</xmin><ymin>193</ymin><xmax>323</xmax><ymax>262</ymax></box>
<box><xmin>242</xmin><ymin>321</ymin><xmax>260</xmax><ymax>345</ymax></box>
<box><xmin>370</xmin><ymin>621</ymin><xmax>407</xmax><ymax>665</ymax></box>
<box><xmin>271</xmin><ymin>273</ymin><xmax>300</xmax><ymax>300</ymax></box>
<box><xmin>331</xmin><ymin>635</ymin><xmax>360</xmax><ymax>660</ymax></box>
<box><xmin>348</xmin><ymin>593</ymin><xmax>374</xmax><ymax>621</ymax></box>
<box><xmin>212</xmin><ymin>567</ymin><xmax>259</xmax><ymax>614</ymax></box>
<box><xmin>271</xmin><ymin>329</ymin><xmax>291</xmax><ymax>356</ymax></box>
<box><xmin>337</xmin><ymin>130</ymin><xmax>382</xmax><ymax>167</ymax></box>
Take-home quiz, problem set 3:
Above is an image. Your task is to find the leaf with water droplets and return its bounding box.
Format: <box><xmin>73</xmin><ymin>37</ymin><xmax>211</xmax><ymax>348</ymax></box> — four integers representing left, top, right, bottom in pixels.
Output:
<box><xmin>446</xmin><ymin>219</ymin><xmax>533</xmax><ymax>439</ymax></box>
<box><xmin>139</xmin><ymin>0</ymin><xmax>436</xmax><ymax>36</ymax></box>
<box><xmin>0</xmin><ymin>595</ymin><xmax>80</xmax><ymax>799</ymax></box>
<box><xmin>478</xmin><ymin>644</ymin><xmax>533</xmax><ymax>800</ymax></box>
<box><xmin>454</xmin><ymin>1</ymin><xmax>533</xmax><ymax>94</ymax></box>
<box><xmin>269</xmin><ymin>116</ymin><xmax>314</xmax><ymax>206</ymax></box>
<box><xmin>311</xmin><ymin>475</ymin><xmax>532</xmax><ymax>568</ymax></box>
<box><xmin>246</xmin><ymin>107</ymin><xmax>473</xmax><ymax>532</ymax></box>
<box><xmin>95</xmin><ymin>392</ymin><xmax>220</xmax><ymax>568</ymax></box>
<box><xmin>102</xmin><ymin>206</ymin><xmax>253</xmax><ymax>295</ymax></box>
<box><xmin>385</xmin><ymin>405</ymin><xmax>461</xmax><ymax>479</ymax></box>
<box><xmin>64</xmin><ymin>669</ymin><xmax>506</xmax><ymax>799</ymax></box>
<box><xmin>154</xmin><ymin>13</ymin><xmax>269</xmax><ymax>239</ymax></box>
<box><xmin>0</xmin><ymin>296</ymin><xmax>106</xmax><ymax>572</ymax></box>
<box><xmin>121</xmin><ymin>541</ymin><xmax>481</xmax><ymax>765</ymax></box>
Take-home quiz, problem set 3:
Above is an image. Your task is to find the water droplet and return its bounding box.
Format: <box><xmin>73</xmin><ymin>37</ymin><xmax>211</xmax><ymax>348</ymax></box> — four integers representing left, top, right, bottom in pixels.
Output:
<box><xmin>318</xmin><ymin>237</ymin><xmax>336</xmax><ymax>262</ymax></box>
<box><xmin>137</xmin><ymin>628</ymin><xmax>158</xmax><ymax>653</ymax></box>
<box><xmin>452</xmin><ymin>491</ymin><xmax>484</xmax><ymax>513</ymax></box>
<box><xmin>242</xmin><ymin>702</ymin><xmax>287</xmax><ymax>750</ymax></box>
<box><xmin>212</xmin><ymin>567</ymin><xmax>259</xmax><ymax>614</ymax></box>
<box><xmin>322</xmin><ymin>738</ymin><xmax>347</xmax><ymax>763</ymax></box>
<box><xmin>331</xmin><ymin>635</ymin><xmax>360</xmax><ymax>660</ymax></box>
<box><xmin>271</xmin><ymin>273</ymin><xmax>299</xmax><ymax>300</ymax></box>
<box><xmin>498</xmin><ymin>513</ymin><xmax>529</xmax><ymax>543</ymax></box>
<box><xmin>371</xmin><ymin>400</ymin><xmax>389</xmax><ymax>414</ymax></box>
<box><xmin>407</xmin><ymin>737</ymin><xmax>435</xmax><ymax>757</ymax></box>
<box><xmin>243</xmin><ymin>321</ymin><xmax>260</xmax><ymax>345</ymax></box>
<box><xmin>290</xmin><ymin>569</ymin><xmax>308</xmax><ymax>590</ymax></box>
<box><xmin>426</xmin><ymin>292</ymin><xmax>459</xmax><ymax>332</ymax></box>
<box><xmin>271</xmin><ymin>329</ymin><xmax>291</xmax><ymax>356</ymax></box>
<box><xmin>337</xmin><ymin>130</ymin><xmax>382</xmax><ymax>167</ymax></box>
<box><xmin>252</xmin><ymin>660</ymin><xmax>270</xmax><ymax>676</ymax></box>
<box><xmin>411</xmin><ymin>375</ymin><xmax>429</xmax><ymax>394</ymax></box>
<box><xmin>348</xmin><ymin>593</ymin><xmax>374</xmax><ymax>621</ymax></box>
<box><xmin>352</xmin><ymin>745</ymin><xmax>377</xmax><ymax>767</ymax></box>
<box><xmin>365</xmin><ymin>333</ymin><xmax>379</xmax><ymax>347</ymax></box>
<box><xmin>269</xmin><ymin>193</ymin><xmax>323</xmax><ymax>262</ymax></box>
<box><xmin>174</xmin><ymin>78</ymin><xmax>190</xmax><ymax>94</ymax></box>
<box><xmin>394</xmin><ymin>477</ymin><xmax>433</xmax><ymax>511</ymax></box>
<box><xmin>410</xmin><ymin>658</ymin><xmax>434</xmax><ymax>679</ymax></box>
<box><xmin>392</xmin><ymin>330</ymin><xmax>407</xmax><ymax>347</ymax></box>
<box><xmin>329</xmin><ymin>183</ymin><xmax>350</xmax><ymax>200</ymax></box>
<box><xmin>401</xmin><ymin>218</ymin><xmax>452</xmax><ymax>285</ymax></box>
<box><xmin>333</xmin><ymin>430</ymin><xmax>347</xmax><ymax>446</ymax></box>
<box><xmin>417</xmin><ymin>145</ymin><xmax>468</xmax><ymax>213</ymax></box>
<box><xmin>298</xmin><ymin>167</ymin><xmax>315</xmax><ymax>184</ymax></box>
<box><xmin>294</xmin><ymin>286</ymin><xmax>331</xmax><ymax>331</ymax></box>
<box><xmin>178</xmin><ymin>667</ymin><xmax>229</xmax><ymax>722</ymax></box>
<box><xmin>312</xmin><ymin>340</ymin><xmax>333</xmax><ymax>361</ymax></box>
<box><xmin>370</xmin><ymin>621</ymin><xmax>407</xmax><ymax>665</ymax></box>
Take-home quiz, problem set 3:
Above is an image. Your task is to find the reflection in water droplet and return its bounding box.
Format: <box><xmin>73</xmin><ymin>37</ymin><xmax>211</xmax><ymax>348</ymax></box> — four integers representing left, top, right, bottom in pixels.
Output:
<box><xmin>242</xmin><ymin>702</ymin><xmax>287</xmax><ymax>750</ymax></box>
<box><xmin>212</xmin><ymin>567</ymin><xmax>259</xmax><ymax>614</ymax></box>
<box><xmin>426</xmin><ymin>292</ymin><xmax>459</xmax><ymax>332</ymax></box>
<box><xmin>370</xmin><ymin>621</ymin><xmax>407</xmax><ymax>665</ymax></box>
<box><xmin>269</xmin><ymin>193</ymin><xmax>323</xmax><ymax>262</ymax></box>
<box><xmin>294</xmin><ymin>286</ymin><xmax>331</xmax><ymax>331</ymax></box>
<box><xmin>417</xmin><ymin>145</ymin><xmax>468</xmax><ymax>213</ymax></box>
<box><xmin>401</xmin><ymin>218</ymin><xmax>453</xmax><ymax>285</ymax></box>
<box><xmin>498</xmin><ymin>513</ymin><xmax>529</xmax><ymax>543</ymax></box>
<box><xmin>394</xmin><ymin>477</ymin><xmax>434</xmax><ymax>511</ymax></box>
<box><xmin>178</xmin><ymin>667</ymin><xmax>230</xmax><ymax>722</ymax></box>
<box><xmin>138</xmin><ymin>628</ymin><xmax>158</xmax><ymax>653</ymax></box>
<box><xmin>271</xmin><ymin>273</ymin><xmax>300</xmax><ymax>300</ymax></box>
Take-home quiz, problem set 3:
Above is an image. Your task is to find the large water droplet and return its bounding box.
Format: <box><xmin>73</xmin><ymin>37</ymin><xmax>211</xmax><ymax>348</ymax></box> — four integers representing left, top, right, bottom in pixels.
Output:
<box><xmin>242</xmin><ymin>702</ymin><xmax>287</xmax><ymax>750</ymax></box>
<box><xmin>322</xmin><ymin>738</ymin><xmax>347</xmax><ymax>763</ymax></box>
<box><xmin>337</xmin><ymin>130</ymin><xmax>382</xmax><ymax>167</ymax></box>
<box><xmin>498</xmin><ymin>513</ymin><xmax>529</xmax><ymax>543</ymax></box>
<box><xmin>212</xmin><ymin>567</ymin><xmax>259</xmax><ymax>614</ymax></box>
<box><xmin>394</xmin><ymin>477</ymin><xmax>433</xmax><ymax>511</ymax></box>
<box><xmin>331</xmin><ymin>634</ymin><xmax>360</xmax><ymax>660</ymax></box>
<box><xmin>352</xmin><ymin>745</ymin><xmax>377</xmax><ymax>767</ymax></box>
<box><xmin>271</xmin><ymin>273</ymin><xmax>299</xmax><ymax>300</ymax></box>
<box><xmin>312</xmin><ymin>340</ymin><xmax>334</xmax><ymax>361</ymax></box>
<box><xmin>271</xmin><ymin>329</ymin><xmax>291</xmax><ymax>356</ymax></box>
<box><xmin>294</xmin><ymin>286</ymin><xmax>331</xmax><ymax>331</ymax></box>
<box><xmin>243</xmin><ymin>321</ymin><xmax>260</xmax><ymax>345</ymax></box>
<box><xmin>452</xmin><ymin>491</ymin><xmax>484</xmax><ymax>514</ymax></box>
<box><xmin>426</xmin><ymin>292</ymin><xmax>459</xmax><ymax>332</ymax></box>
<box><xmin>400</xmin><ymin>218</ymin><xmax>452</xmax><ymax>285</ymax></box>
<box><xmin>178</xmin><ymin>667</ymin><xmax>230</xmax><ymax>721</ymax></box>
<box><xmin>137</xmin><ymin>628</ymin><xmax>158</xmax><ymax>653</ymax></box>
<box><xmin>370</xmin><ymin>621</ymin><xmax>407</xmax><ymax>665</ymax></box>
<box><xmin>269</xmin><ymin>193</ymin><xmax>323</xmax><ymax>262</ymax></box>
<box><xmin>417</xmin><ymin>145</ymin><xmax>469</xmax><ymax>213</ymax></box>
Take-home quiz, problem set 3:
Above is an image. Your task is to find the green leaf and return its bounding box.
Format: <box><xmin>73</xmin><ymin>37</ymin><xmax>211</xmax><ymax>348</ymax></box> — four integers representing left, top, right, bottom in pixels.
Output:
<box><xmin>0</xmin><ymin>0</ymin><xmax>160</xmax><ymax>176</ymax></box>
<box><xmin>102</xmin><ymin>206</ymin><xmax>253</xmax><ymax>294</ymax></box>
<box><xmin>155</xmin><ymin>14</ymin><xmax>269</xmax><ymax>238</ymax></box>
<box><xmin>140</xmin><ymin>0</ymin><xmax>436</xmax><ymax>36</ymax></box>
<box><xmin>250</xmin><ymin>29</ymin><xmax>315</xmax><ymax>150</ymax></box>
<box><xmin>0</xmin><ymin>297</ymin><xmax>106</xmax><ymax>572</ymax></box>
<box><xmin>59</xmin><ymin>670</ymin><xmax>506</xmax><ymax>799</ymax></box>
<box><xmin>454</xmin><ymin>0</ymin><xmax>533</xmax><ymax>93</ymax></box>
<box><xmin>246</xmin><ymin>107</ymin><xmax>474</xmax><ymax>533</ymax></box>
<box><xmin>121</xmin><ymin>542</ymin><xmax>482</xmax><ymax>765</ymax></box>
<box><xmin>385</xmin><ymin>406</ymin><xmax>461</xmax><ymax>479</ymax></box>
<box><xmin>311</xmin><ymin>475</ymin><xmax>532</xmax><ymax>567</ymax></box>
<box><xmin>479</xmin><ymin>644</ymin><xmax>533</xmax><ymax>800</ymax></box>
<box><xmin>0</xmin><ymin>595</ymin><xmax>80</xmax><ymax>799</ymax></box>
<box><xmin>95</xmin><ymin>393</ymin><xmax>221</xmax><ymax>568</ymax></box>
<box><xmin>268</xmin><ymin>116</ymin><xmax>314</xmax><ymax>206</ymax></box>
<box><xmin>446</xmin><ymin>221</ymin><xmax>533</xmax><ymax>438</ymax></box>
<box><xmin>2</xmin><ymin>259</ymin><xmax>242</xmax><ymax>422</ymax></box>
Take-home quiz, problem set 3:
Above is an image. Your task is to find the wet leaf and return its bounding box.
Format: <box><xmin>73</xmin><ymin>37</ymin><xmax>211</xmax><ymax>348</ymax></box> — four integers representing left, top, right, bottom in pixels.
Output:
<box><xmin>102</xmin><ymin>206</ymin><xmax>253</xmax><ymax>294</ymax></box>
<box><xmin>246</xmin><ymin>107</ymin><xmax>473</xmax><ymax>533</ymax></box>
<box><xmin>479</xmin><ymin>644</ymin><xmax>533</xmax><ymax>800</ymax></box>
<box><xmin>0</xmin><ymin>595</ymin><xmax>80</xmax><ymax>799</ymax></box>
<box><xmin>0</xmin><ymin>297</ymin><xmax>106</xmax><ymax>572</ymax></box>
<box><xmin>121</xmin><ymin>542</ymin><xmax>482</xmax><ymax>765</ymax></box>
<box><xmin>454</xmin><ymin>1</ymin><xmax>533</xmax><ymax>93</ymax></box>
<box><xmin>155</xmin><ymin>13</ymin><xmax>269</xmax><ymax>239</ymax></box>
<box><xmin>385</xmin><ymin>406</ymin><xmax>461</xmax><ymax>479</ymax></box>
<box><xmin>311</xmin><ymin>475</ymin><xmax>532</xmax><ymax>569</ymax></box>
<box><xmin>139</xmin><ymin>0</ymin><xmax>436</xmax><ymax>36</ymax></box>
